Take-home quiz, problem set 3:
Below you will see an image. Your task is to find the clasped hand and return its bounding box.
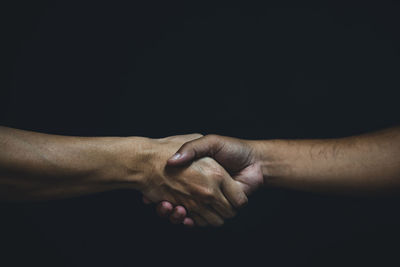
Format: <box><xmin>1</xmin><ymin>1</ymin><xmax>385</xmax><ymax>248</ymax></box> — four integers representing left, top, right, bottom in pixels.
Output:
<box><xmin>141</xmin><ymin>134</ymin><xmax>264</xmax><ymax>227</ymax></box>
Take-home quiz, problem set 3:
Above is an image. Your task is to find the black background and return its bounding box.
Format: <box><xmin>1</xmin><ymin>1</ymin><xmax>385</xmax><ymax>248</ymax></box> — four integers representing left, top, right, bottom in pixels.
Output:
<box><xmin>1</xmin><ymin>1</ymin><xmax>400</xmax><ymax>266</ymax></box>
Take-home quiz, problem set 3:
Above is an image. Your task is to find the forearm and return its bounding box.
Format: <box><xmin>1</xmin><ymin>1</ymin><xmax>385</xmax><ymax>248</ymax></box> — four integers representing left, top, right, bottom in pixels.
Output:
<box><xmin>251</xmin><ymin>127</ymin><xmax>400</xmax><ymax>194</ymax></box>
<box><xmin>0</xmin><ymin>127</ymin><xmax>149</xmax><ymax>201</ymax></box>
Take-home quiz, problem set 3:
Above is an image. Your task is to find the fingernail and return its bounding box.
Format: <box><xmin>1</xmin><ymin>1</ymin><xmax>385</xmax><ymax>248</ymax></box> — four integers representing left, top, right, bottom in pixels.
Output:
<box><xmin>170</xmin><ymin>153</ymin><xmax>181</xmax><ymax>160</ymax></box>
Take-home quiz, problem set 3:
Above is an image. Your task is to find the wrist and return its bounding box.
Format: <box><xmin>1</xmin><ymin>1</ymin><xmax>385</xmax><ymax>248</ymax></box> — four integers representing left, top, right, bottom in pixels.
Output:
<box><xmin>97</xmin><ymin>136</ymin><xmax>158</xmax><ymax>192</ymax></box>
<box><xmin>246</xmin><ymin>139</ymin><xmax>293</xmax><ymax>188</ymax></box>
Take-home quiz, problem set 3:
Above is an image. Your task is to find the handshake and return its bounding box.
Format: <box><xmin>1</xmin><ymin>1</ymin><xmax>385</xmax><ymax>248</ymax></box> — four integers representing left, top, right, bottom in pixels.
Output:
<box><xmin>1</xmin><ymin>126</ymin><xmax>399</xmax><ymax>225</ymax></box>
<box><xmin>138</xmin><ymin>134</ymin><xmax>263</xmax><ymax>227</ymax></box>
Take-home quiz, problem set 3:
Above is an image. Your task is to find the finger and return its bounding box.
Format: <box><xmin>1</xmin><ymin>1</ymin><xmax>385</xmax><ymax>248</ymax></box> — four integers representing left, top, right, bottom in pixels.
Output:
<box><xmin>183</xmin><ymin>217</ymin><xmax>195</xmax><ymax>227</ymax></box>
<box><xmin>211</xmin><ymin>192</ymin><xmax>237</xmax><ymax>219</ymax></box>
<box><xmin>167</xmin><ymin>135</ymin><xmax>221</xmax><ymax>166</ymax></box>
<box><xmin>221</xmin><ymin>178</ymin><xmax>248</xmax><ymax>209</ymax></box>
<box><xmin>142</xmin><ymin>195</ymin><xmax>152</xmax><ymax>204</ymax></box>
<box><xmin>166</xmin><ymin>133</ymin><xmax>203</xmax><ymax>143</ymax></box>
<box><xmin>207</xmin><ymin>164</ymin><xmax>237</xmax><ymax>219</ymax></box>
<box><xmin>169</xmin><ymin>206</ymin><xmax>187</xmax><ymax>224</ymax></box>
<box><xmin>189</xmin><ymin>212</ymin><xmax>208</xmax><ymax>227</ymax></box>
<box><xmin>156</xmin><ymin>201</ymin><xmax>173</xmax><ymax>218</ymax></box>
<box><xmin>194</xmin><ymin>206</ymin><xmax>225</xmax><ymax>227</ymax></box>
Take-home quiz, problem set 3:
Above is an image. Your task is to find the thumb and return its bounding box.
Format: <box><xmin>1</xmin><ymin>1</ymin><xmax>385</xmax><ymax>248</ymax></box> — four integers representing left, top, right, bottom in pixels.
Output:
<box><xmin>167</xmin><ymin>135</ymin><xmax>221</xmax><ymax>166</ymax></box>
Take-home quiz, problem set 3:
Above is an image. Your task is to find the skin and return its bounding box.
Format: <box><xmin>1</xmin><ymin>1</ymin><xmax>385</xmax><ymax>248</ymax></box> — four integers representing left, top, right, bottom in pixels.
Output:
<box><xmin>155</xmin><ymin>126</ymin><xmax>400</xmax><ymax>226</ymax></box>
<box><xmin>0</xmin><ymin>127</ymin><xmax>248</xmax><ymax>227</ymax></box>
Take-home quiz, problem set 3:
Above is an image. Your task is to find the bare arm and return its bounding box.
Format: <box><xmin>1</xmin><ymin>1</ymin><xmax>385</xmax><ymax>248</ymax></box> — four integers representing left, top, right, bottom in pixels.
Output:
<box><xmin>253</xmin><ymin>127</ymin><xmax>400</xmax><ymax>194</ymax></box>
<box><xmin>159</xmin><ymin>127</ymin><xmax>400</xmax><ymax>225</ymax></box>
<box><xmin>0</xmin><ymin>127</ymin><xmax>247</xmax><ymax>226</ymax></box>
<box><xmin>0</xmin><ymin>126</ymin><xmax>136</xmax><ymax>201</ymax></box>
<box><xmin>168</xmin><ymin>127</ymin><xmax>400</xmax><ymax>195</ymax></box>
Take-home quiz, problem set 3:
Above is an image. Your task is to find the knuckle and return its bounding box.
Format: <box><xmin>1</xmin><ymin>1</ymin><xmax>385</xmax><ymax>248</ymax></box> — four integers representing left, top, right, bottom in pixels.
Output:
<box><xmin>179</xmin><ymin>142</ymin><xmax>191</xmax><ymax>151</ymax></box>
<box><xmin>206</xmin><ymin>134</ymin><xmax>219</xmax><ymax>139</ymax></box>
<box><xmin>235</xmin><ymin>195</ymin><xmax>248</xmax><ymax>209</ymax></box>
<box><xmin>205</xmin><ymin>134</ymin><xmax>219</xmax><ymax>143</ymax></box>
<box><xmin>210</xmin><ymin>196</ymin><xmax>225</xmax><ymax>208</ymax></box>
<box><xmin>191</xmin><ymin>133</ymin><xmax>204</xmax><ymax>138</ymax></box>
<box><xmin>212</xmin><ymin>171</ymin><xmax>225</xmax><ymax>183</ymax></box>
<box><xmin>197</xmin><ymin>187</ymin><xmax>214</xmax><ymax>199</ymax></box>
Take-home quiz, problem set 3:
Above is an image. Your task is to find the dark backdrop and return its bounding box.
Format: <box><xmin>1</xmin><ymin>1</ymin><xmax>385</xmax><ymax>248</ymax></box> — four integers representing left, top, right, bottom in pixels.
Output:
<box><xmin>1</xmin><ymin>1</ymin><xmax>400</xmax><ymax>266</ymax></box>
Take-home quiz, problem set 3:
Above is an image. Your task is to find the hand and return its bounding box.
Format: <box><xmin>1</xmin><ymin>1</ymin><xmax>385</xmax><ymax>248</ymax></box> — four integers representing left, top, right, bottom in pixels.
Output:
<box><xmin>139</xmin><ymin>134</ymin><xmax>248</xmax><ymax>227</ymax></box>
<box><xmin>148</xmin><ymin>135</ymin><xmax>264</xmax><ymax>226</ymax></box>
